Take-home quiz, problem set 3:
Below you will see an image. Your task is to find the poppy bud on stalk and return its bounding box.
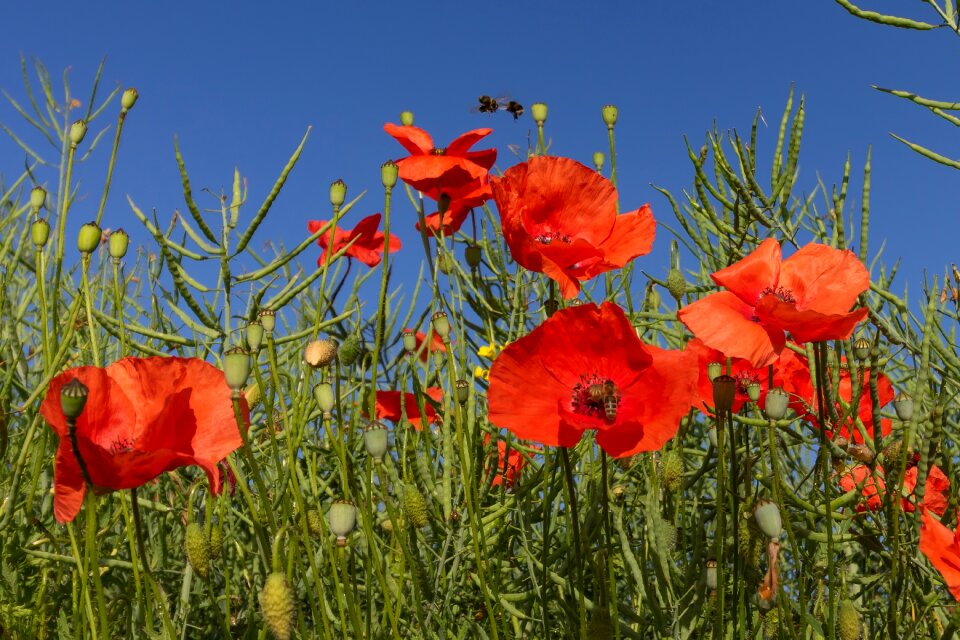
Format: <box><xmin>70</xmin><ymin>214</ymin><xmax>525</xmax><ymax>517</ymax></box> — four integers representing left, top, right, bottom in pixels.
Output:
<box><xmin>69</xmin><ymin>119</ymin><xmax>87</xmax><ymax>145</ymax></box>
<box><xmin>601</xmin><ymin>104</ymin><xmax>619</xmax><ymax>127</ymax></box>
<box><xmin>121</xmin><ymin>87</ymin><xmax>139</xmax><ymax>111</ymax></box>
<box><xmin>666</xmin><ymin>268</ymin><xmax>687</xmax><ymax>302</ymax></box>
<box><xmin>60</xmin><ymin>378</ymin><xmax>89</xmax><ymax>420</ymax></box>
<box><xmin>592</xmin><ymin>151</ymin><xmax>605</xmax><ymax>171</ymax></box>
<box><xmin>258</xmin><ymin>308</ymin><xmax>276</xmax><ymax>333</ymax></box>
<box><xmin>455</xmin><ymin>379</ymin><xmax>469</xmax><ymax>405</ymax></box>
<box><xmin>305</xmin><ymin>339</ymin><xmax>337</xmax><ymax>368</ymax></box>
<box><xmin>712</xmin><ymin>375</ymin><xmax>736</xmax><ymax>413</ymax></box>
<box><xmin>363</xmin><ymin>421</ymin><xmax>388</xmax><ymax>461</ymax></box>
<box><xmin>77</xmin><ymin>222</ymin><xmax>101</xmax><ymax>255</ymax></box>
<box><xmin>184</xmin><ymin>522</ymin><xmax>211</xmax><ymax>579</ymax></box>
<box><xmin>338</xmin><ymin>333</ymin><xmax>362</xmax><ymax>366</ymax></box>
<box><xmin>465</xmin><ymin>244</ymin><xmax>482</xmax><ymax>269</ymax></box>
<box><xmin>329</xmin><ymin>179</ymin><xmax>347</xmax><ymax>207</ymax></box>
<box><xmin>109</xmin><ymin>228</ymin><xmax>129</xmax><ymax>260</ymax></box>
<box><xmin>31</xmin><ymin>219</ymin><xmax>50</xmax><ymax>248</ymax></box>
<box><xmin>313</xmin><ymin>382</ymin><xmax>335</xmax><ymax>417</ymax></box>
<box><xmin>245</xmin><ymin>320</ymin><xmax>264</xmax><ymax>351</ymax></box>
<box><xmin>381</xmin><ymin>161</ymin><xmax>399</xmax><ymax>189</ymax></box>
<box><xmin>399</xmin><ymin>110</ymin><xmax>414</xmax><ymax>126</ymax></box>
<box><xmin>431</xmin><ymin>311</ymin><xmax>450</xmax><ymax>340</ymax></box>
<box><xmin>764</xmin><ymin>387</ymin><xmax>789</xmax><ymax>421</ymax></box>
<box><xmin>853</xmin><ymin>337</ymin><xmax>870</xmax><ymax>361</ymax></box>
<box><xmin>29</xmin><ymin>186</ymin><xmax>46</xmax><ymax>211</ymax></box>
<box><xmin>530</xmin><ymin>102</ymin><xmax>547</xmax><ymax>124</ymax></box>
<box><xmin>223</xmin><ymin>347</ymin><xmax>251</xmax><ymax>392</ymax></box>
<box><xmin>893</xmin><ymin>393</ymin><xmax>914</xmax><ymax>421</ymax></box>
<box><xmin>329</xmin><ymin>500</ymin><xmax>356</xmax><ymax>546</ymax></box>
<box><xmin>260</xmin><ymin>573</ymin><xmax>295</xmax><ymax>640</ymax></box>
<box><xmin>706</xmin><ymin>362</ymin><xmax>723</xmax><ymax>382</ymax></box>
<box><xmin>306</xmin><ymin>509</ymin><xmax>323</xmax><ymax>537</ymax></box>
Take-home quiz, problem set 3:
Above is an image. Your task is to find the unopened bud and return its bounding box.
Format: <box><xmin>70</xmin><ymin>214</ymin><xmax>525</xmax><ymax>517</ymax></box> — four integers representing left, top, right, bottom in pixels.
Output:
<box><xmin>530</xmin><ymin>102</ymin><xmax>547</xmax><ymax>124</ymax></box>
<box><xmin>381</xmin><ymin>161</ymin><xmax>399</xmax><ymax>189</ymax></box>
<box><xmin>121</xmin><ymin>87</ymin><xmax>139</xmax><ymax>111</ymax></box>
<box><xmin>665</xmin><ymin>268</ymin><xmax>687</xmax><ymax>302</ymax></box>
<box><xmin>338</xmin><ymin>333</ymin><xmax>362</xmax><ymax>366</ymax></box>
<box><xmin>184</xmin><ymin>522</ymin><xmax>210</xmax><ymax>579</ymax></box>
<box><xmin>601</xmin><ymin>104</ymin><xmax>619</xmax><ymax>127</ymax></box>
<box><xmin>260</xmin><ymin>573</ymin><xmax>295</xmax><ymax>640</ymax></box>
<box><xmin>69</xmin><ymin>120</ymin><xmax>87</xmax><ymax>146</ymax></box>
<box><xmin>31</xmin><ymin>218</ymin><xmax>50</xmax><ymax>248</ymax></box>
<box><xmin>592</xmin><ymin>151</ymin><xmax>605</xmax><ymax>172</ymax></box>
<box><xmin>109</xmin><ymin>228</ymin><xmax>129</xmax><ymax>259</ymax></box>
<box><xmin>399</xmin><ymin>111</ymin><xmax>414</xmax><ymax>126</ymax></box>
<box><xmin>29</xmin><ymin>186</ymin><xmax>46</xmax><ymax>211</ymax></box>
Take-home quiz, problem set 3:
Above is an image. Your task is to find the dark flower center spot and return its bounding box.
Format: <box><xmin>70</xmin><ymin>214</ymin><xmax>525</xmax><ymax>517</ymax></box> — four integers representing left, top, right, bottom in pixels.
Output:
<box><xmin>432</xmin><ymin>147</ymin><xmax>446</xmax><ymax>155</ymax></box>
<box><xmin>570</xmin><ymin>373</ymin><xmax>621</xmax><ymax>423</ymax></box>
<box><xmin>534</xmin><ymin>231</ymin><xmax>572</xmax><ymax>245</ymax></box>
<box><xmin>758</xmin><ymin>285</ymin><xmax>796</xmax><ymax>305</ymax></box>
<box><xmin>110</xmin><ymin>436</ymin><xmax>135</xmax><ymax>455</ymax></box>
<box><xmin>735</xmin><ymin>371</ymin><xmax>761</xmax><ymax>396</ymax></box>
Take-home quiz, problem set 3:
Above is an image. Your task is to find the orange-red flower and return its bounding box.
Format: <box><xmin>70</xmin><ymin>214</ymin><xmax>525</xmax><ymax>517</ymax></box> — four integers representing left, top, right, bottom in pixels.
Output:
<box><xmin>776</xmin><ymin>348</ymin><xmax>894</xmax><ymax>443</ymax></box>
<box><xmin>487</xmin><ymin>302</ymin><xmax>697</xmax><ymax>457</ymax></box>
<box><xmin>40</xmin><ymin>357</ymin><xmax>247</xmax><ymax>523</ymax></box>
<box><xmin>686</xmin><ymin>338</ymin><xmax>795</xmax><ymax>415</ymax></box>
<box><xmin>384</xmin><ymin>124</ymin><xmax>496</xmax><ymax>203</ymax></box>
<box><xmin>678</xmin><ymin>239</ymin><xmax>869</xmax><ymax>368</ymax></box>
<box><xmin>491</xmin><ymin>157</ymin><xmax>656</xmax><ymax>299</ymax></box>
<box><xmin>307</xmin><ymin>213</ymin><xmax>401</xmax><ymax>268</ymax></box>
<box><xmin>920</xmin><ymin>507</ymin><xmax>960</xmax><ymax>600</ymax></box>
<box><xmin>407</xmin><ymin>330</ymin><xmax>446</xmax><ymax>362</ymax></box>
<box><xmin>374</xmin><ymin>388</ymin><xmax>443</xmax><ymax>429</ymax></box>
<box><xmin>416</xmin><ymin>183</ymin><xmax>491</xmax><ymax>236</ymax></box>
<box><xmin>839</xmin><ymin>463</ymin><xmax>949</xmax><ymax>514</ymax></box>
<box><xmin>483</xmin><ymin>434</ymin><xmax>532</xmax><ymax>490</ymax></box>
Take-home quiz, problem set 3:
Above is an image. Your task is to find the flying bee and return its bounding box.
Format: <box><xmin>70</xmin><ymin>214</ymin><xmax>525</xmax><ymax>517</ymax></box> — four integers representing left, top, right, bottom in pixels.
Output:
<box><xmin>504</xmin><ymin>100</ymin><xmax>524</xmax><ymax>120</ymax></box>
<box><xmin>475</xmin><ymin>95</ymin><xmax>500</xmax><ymax>113</ymax></box>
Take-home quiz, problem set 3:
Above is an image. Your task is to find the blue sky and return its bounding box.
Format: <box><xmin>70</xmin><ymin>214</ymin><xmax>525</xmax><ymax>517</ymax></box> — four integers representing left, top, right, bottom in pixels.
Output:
<box><xmin>1</xmin><ymin>1</ymin><xmax>956</xmax><ymax>302</ymax></box>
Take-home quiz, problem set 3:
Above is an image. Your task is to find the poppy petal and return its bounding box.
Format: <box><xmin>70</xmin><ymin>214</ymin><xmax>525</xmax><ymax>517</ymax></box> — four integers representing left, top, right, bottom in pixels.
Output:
<box><xmin>755</xmin><ymin>297</ymin><xmax>868</xmax><ymax>343</ymax></box>
<box><xmin>383</xmin><ymin>123</ymin><xmax>434</xmax><ymax>155</ymax></box>
<box><xmin>710</xmin><ymin>238</ymin><xmax>781</xmax><ymax>307</ymax></box>
<box><xmin>445</xmin><ymin>128</ymin><xmax>493</xmax><ymax>156</ymax></box>
<box><xmin>678</xmin><ymin>291</ymin><xmax>785</xmax><ymax>367</ymax></box>
<box><xmin>53</xmin><ymin>440</ymin><xmax>87</xmax><ymax>523</ymax></box>
<box><xmin>920</xmin><ymin>508</ymin><xmax>960</xmax><ymax>600</ymax></box>
<box><xmin>595</xmin><ymin>205</ymin><xmax>656</xmax><ymax>268</ymax></box>
<box><xmin>778</xmin><ymin>243</ymin><xmax>870</xmax><ymax>312</ymax></box>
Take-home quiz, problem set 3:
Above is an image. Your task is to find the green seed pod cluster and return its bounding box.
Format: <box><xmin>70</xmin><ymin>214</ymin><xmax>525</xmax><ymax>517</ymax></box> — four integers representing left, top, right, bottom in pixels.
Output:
<box><xmin>260</xmin><ymin>572</ymin><xmax>295</xmax><ymax>640</ymax></box>
<box><xmin>403</xmin><ymin>483</ymin><xmax>429</xmax><ymax>529</ymax></box>
<box><xmin>185</xmin><ymin>522</ymin><xmax>210</xmax><ymax>579</ymax></box>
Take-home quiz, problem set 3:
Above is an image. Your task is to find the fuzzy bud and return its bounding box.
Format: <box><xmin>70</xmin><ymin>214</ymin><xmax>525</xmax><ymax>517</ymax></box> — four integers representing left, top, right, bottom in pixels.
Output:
<box><xmin>660</xmin><ymin>451</ymin><xmax>684</xmax><ymax>493</ymax></box>
<box><xmin>69</xmin><ymin>120</ymin><xmax>87</xmax><ymax>145</ymax></box>
<box><xmin>764</xmin><ymin>387</ymin><xmax>790</xmax><ymax>421</ymax></box>
<box><xmin>837</xmin><ymin>599</ymin><xmax>861</xmax><ymax>640</ymax></box>
<box><xmin>60</xmin><ymin>378</ymin><xmax>89</xmax><ymax>420</ymax></box>
<box><xmin>665</xmin><ymin>268</ymin><xmax>686</xmax><ymax>302</ymax></box>
<box><xmin>77</xmin><ymin>222</ymin><xmax>101</xmax><ymax>255</ymax></box>
<box><xmin>305</xmin><ymin>339</ymin><xmax>337</xmax><ymax>368</ymax></box>
<box><xmin>592</xmin><ymin>151</ymin><xmax>605</xmax><ymax>171</ymax></box>
<box><xmin>381</xmin><ymin>161</ymin><xmax>399</xmax><ymax>189</ymax></box>
<box><xmin>338</xmin><ymin>334</ymin><xmax>362</xmax><ymax>366</ymax></box>
<box><xmin>260</xmin><ymin>573</ymin><xmax>295</xmax><ymax>640</ymax></box>
<box><xmin>208</xmin><ymin>525</ymin><xmax>223</xmax><ymax>560</ymax></box>
<box><xmin>121</xmin><ymin>88</ymin><xmax>139</xmax><ymax>111</ymax></box>
<box><xmin>306</xmin><ymin>509</ymin><xmax>323</xmax><ymax>538</ymax></box>
<box><xmin>363</xmin><ymin>421</ymin><xmax>389</xmax><ymax>461</ymax></box>
<box><xmin>223</xmin><ymin>347</ymin><xmax>250</xmax><ymax>391</ymax></box>
<box><xmin>530</xmin><ymin>102</ymin><xmax>547</xmax><ymax>124</ymax></box>
<box><xmin>31</xmin><ymin>218</ymin><xmax>50</xmax><ymax>248</ymax></box>
<box><xmin>108</xmin><ymin>228</ymin><xmax>129</xmax><ymax>260</ymax></box>
<box><xmin>753</xmin><ymin>499</ymin><xmax>783</xmax><ymax>539</ymax></box>
<box><xmin>403</xmin><ymin>483</ymin><xmax>429</xmax><ymax>529</ymax></box>
<box><xmin>601</xmin><ymin>104</ymin><xmax>619</xmax><ymax>127</ymax></box>
<box><xmin>184</xmin><ymin>522</ymin><xmax>210</xmax><ymax>579</ymax></box>
<box><xmin>399</xmin><ymin>111</ymin><xmax>414</xmax><ymax>126</ymax></box>
<box><xmin>29</xmin><ymin>186</ymin><xmax>46</xmax><ymax>211</ymax></box>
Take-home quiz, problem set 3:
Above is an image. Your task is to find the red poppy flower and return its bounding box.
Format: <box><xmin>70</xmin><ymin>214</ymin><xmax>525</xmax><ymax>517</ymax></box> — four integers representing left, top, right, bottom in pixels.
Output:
<box><xmin>678</xmin><ymin>239</ymin><xmax>869</xmax><ymax>368</ymax></box>
<box><xmin>776</xmin><ymin>348</ymin><xmax>894</xmax><ymax>443</ymax></box>
<box><xmin>839</xmin><ymin>463</ymin><xmax>949</xmax><ymax>514</ymax></box>
<box><xmin>483</xmin><ymin>434</ymin><xmax>533</xmax><ymax>490</ymax></box>
<box><xmin>40</xmin><ymin>357</ymin><xmax>247</xmax><ymax>523</ymax></box>
<box><xmin>374</xmin><ymin>388</ymin><xmax>443</xmax><ymax>429</ymax></box>
<box><xmin>491</xmin><ymin>156</ymin><xmax>656</xmax><ymax>300</ymax></box>
<box><xmin>487</xmin><ymin>302</ymin><xmax>697</xmax><ymax>457</ymax></box>
<box><xmin>416</xmin><ymin>183</ymin><xmax>491</xmax><ymax>236</ymax></box>
<box><xmin>686</xmin><ymin>338</ymin><xmax>789</xmax><ymax>414</ymax></box>
<box><xmin>920</xmin><ymin>508</ymin><xmax>960</xmax><ymax>601</ymax></box>
<box><xmin>306</xmin><ymin>213</ymin><xmax>401</xmax><ymax>268</ymax></box>
<box><xmin>384</xmin><ymin>124</ymin><xmax>497</xmax><ymax>203</ymax></box>
<box><xmin>408</xmin><ymin>330</ymin><xmax>446</xmax><ymax>362</ymax></box>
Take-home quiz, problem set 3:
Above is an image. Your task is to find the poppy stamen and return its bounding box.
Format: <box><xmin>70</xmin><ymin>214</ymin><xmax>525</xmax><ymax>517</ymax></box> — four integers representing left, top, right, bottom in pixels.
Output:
<box><xmin>758</xmin><ymin>285</ymin><xmax>797</xmax><ymax>305</ymax></box>
<box><xmin>571</xmin><ymin>374</ymin><xmax>621</xmax><ymax>422</ymax></box>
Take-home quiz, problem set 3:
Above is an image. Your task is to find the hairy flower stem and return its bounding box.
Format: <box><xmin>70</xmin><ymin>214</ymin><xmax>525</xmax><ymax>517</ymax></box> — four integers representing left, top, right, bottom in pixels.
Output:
<box><xmin>560</xmin><ymin>448</ymin><xmax>587</xmax><ymax>639</ymax></box>
<box><xmin>309</xmin><ymin>205</ymin><xmax>342</xmax><ymax>342</ymax></box>
<box><xmin>35</xmin><ymin>247</ymin><xmax>51</xmax><ymax>372</ymax></box>
<box><xmin>111</xmin><ymin>261</ymin><xmax>128</xmax><ymax>355</ymax></box>
<box><xmin>600</xmin><ymin>452</ymin><xmax>620</xmax><ymax>638</ymax></box>
<box><xmin>713</xmin><ymin>409</ymin><xmax>727</xmax><ymax>640</ymax></box>
<box><xmin>80</xmin><ymin>256</ymin><xmax>101</xmax><ymax>367</ymax></box>
<box><xmin>94</xmin><ymin>109</ymin><xmax>128</xmax><ymax>226</ymax></box>
<box><xmin>812</xmin><ymin>342</ymin><xmax>836</xmax><ymax>640</ymax></box>
<box><xmin>368</xmin><ymin>185</ymin><xmax>393</xmax><ymax>417</ymax></box>
<box><xmin>66</xmin><ymin>521</ymin><xmax>99</xmax><ymax>639</ymax></box>
<box><xmin>51</xmin><ymin>142</ymin><xmax>78</xmax><ymax>332</ymax></box>
<box><xmin>83</xmin><ymin>490</ymin><xmax>110</xmax><ymax>639</ymax></box>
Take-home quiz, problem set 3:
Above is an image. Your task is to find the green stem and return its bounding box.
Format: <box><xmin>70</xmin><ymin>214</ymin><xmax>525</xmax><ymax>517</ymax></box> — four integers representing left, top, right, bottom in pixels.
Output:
<box><xmin>560</xmin><ymin>448</ymin><xmax>587</xmax><ymax>640</ymax></box>
<box><xmin>84</xmin><ymin>490</ymin><xmax>110</xmax><ymax>639</ymax></box>
<box><xmin>52</xmin><ymin>142</ymin><xmax>78</xmax><ymax>331</ymax></box>
<box><xmin>94</xmin><ymin>110</ymin><xmax>128</xmax><ymax>226</ymax></box>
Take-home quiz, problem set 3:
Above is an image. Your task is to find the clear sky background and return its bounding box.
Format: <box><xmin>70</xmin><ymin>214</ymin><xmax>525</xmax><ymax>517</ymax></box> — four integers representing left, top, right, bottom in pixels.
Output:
<box><xmin>0</xmin><ymin>1</ymin><xmax>956</xmax><ymax>303</ymax></box>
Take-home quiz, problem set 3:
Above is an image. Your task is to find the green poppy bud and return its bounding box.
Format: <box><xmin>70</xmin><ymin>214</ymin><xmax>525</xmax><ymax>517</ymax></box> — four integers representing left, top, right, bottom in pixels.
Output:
<box><xmin>184</xmin><ymin>522</ymin><xmax>210</xmax><ymax>579</ymax></box>
<box><xmin>258</xmin><ymin>308</ymin><xmax>276</xmax><ymax>332</ymax></box>
<box><xmin>893</xmin><ymin>393</ymin><xmax>913</xmax><ymax>421</ymax></box>
<box><xmin>403</xmin><ymin>484</ymin><xmax>429</xmax><ymax>529</ymax></box>
<box><xmin>764</xmin><ymin>387</ymin><xmax>790</xmax><ymax>421</ymax></box>
<box><xmin>60</xmin><ymin>378</ymin><xmax>89</xmax><ymax>420</ymax></box>
<box><xmin>660</xmin><ymin>451</ymin><xmax>684</xmax><ymax>493</ymax></box>
<box><xmin>666</xmin><ymin>268</ymin><xmax>687</xmax><ymax>302</ymax></box>
<box><xmin>465</xmin><ymin>244</ymin><xmax>481</xmax><ymax>269</ymax></box>
<box><xmin>363</xmin><ymin>421</ymin><xmax>388</xmax><ymax>461</ymax></box>
<box><xmin>69</xmin><ymin>119</ymin><xmax>87</xmax><ymax>145</ymax></box>
<box><xmin>530</xmin><ymin>102</ymin><xmax>547</xmax><ymax>124</ymax></box>
<box><xmin>399</xmin><ymin>111</ymin><xmax>414</xmax><ymax>126</ymax></box>
<box><xmin>601</xmin><ymin>104</ymin><xmax>619</xmax><ymax>127</ymax></box>
<box><xmin>223</xmin><ymin>347</ymin><xmax>250</xmax><ymax>391</ymax></box>
<box><xmin>313</xmin><ymin>382</ymin><xmax>335</xmax><ymax>416</ymax></box>
<box><xmin>77</xmin><ymin>222</ymin><xmax>101</xmax><ymax>254</ymax></box>
<box><xmin>245</xmin><ymin>320</ymin><xmax>264</xmax><ymax>351</ymax></box>
<box><xmin>329</xmin><ymin>179</ymin><xmax>347</xmax><ymax>208</ymax></box>
<box><xmin>108</xmin><ymin>228</ymin><xmax>129</xmax><ymax>260</ymax></box>
<box><xmin>121</xmin><ymin>88</ymin><xmax>139</xmax><ymax>111</ymax></box>
<box><xmin>837</xmin><ymin>598</ymin><xmax>861</xmax><ymax>640</ymax></box>
<box><xmin>29</xmin><ymin>186</ymin><xmax>46</xmax><ymax>211</ymax></box>
<box><xmin>431</xmin><ymin>311</ymin><xmax>450</xmax><ymax>340</ymax></box>
<box><xmin>381</xmin><ymin>161</ymin><xmax>399</xmax><ymax>189</ymax></box>
<box><xmin>329</xmin><ymin>500</ymin><xmax>356</xmax><ymax>545</ymax></box>
<box><xmin>853</xmin><ymin>337</ymin><xmax>870</xmax><ymax>361</ymax></box>
<box><xmin>753</xmin><ymin>499</ymin><xmax>782</xmax><ymax>539</ymax></box>
<box><xmin>208</xmin><ymin>524</ymin><xmax>223</xmax><ymax>560</ymax></box>
<box><xmin>31</xmin><ymin>218</ymin><xmax>50</xmax><ymax>248</ymax></box>
<box><xmin>306</xmin><ymin>509</ymin><xmax>323</xmax><ymax>537</ymax></box>
<box><xmin>455</xmin><ymin>379</ymin><xmax>469</xmax><ymax>405</ymax></box>
<box><xmin>592</xmin><ymin>151</ymin><xmax>605</xmax><ymax>171</ymax></box>
<box><xmin>338</xmin><ymin>333</ymin><xmax>362</xmax><ymax>366</ymax></box>
<box><xmin>260</xmin><ymin>573</ymin><xmax>295</xmax><ymax>640</ymax></box>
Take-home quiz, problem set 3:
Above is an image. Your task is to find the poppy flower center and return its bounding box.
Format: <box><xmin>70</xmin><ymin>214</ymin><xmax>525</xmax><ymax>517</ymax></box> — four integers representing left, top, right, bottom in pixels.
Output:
<box><xmin>432</xmin><ymin>147</ymin><xmax>446</xmax><ymax>155</ymax></box>
<box><xmin>534</xmin><ymin>230</ymin><xmax>572</xmax><ymax>245</ymax></box>
<box><xmin>110</xmin><ymin>436</ymin><xmax>135</xmax><ymax>455</ymax></box>
<box><xmin>570</xmin><ymin>373</ymin><xmax>621</xmax><ymax>424</ymax></box>
<box><xmin>757</xmin><ymin>285</ymin><xmax>797</xmax><ymax>305</ymax></box>
<box><xmin>734</xmin><ymin>371</ymin><xmax>761</xmax><ymax>396</ymax></box>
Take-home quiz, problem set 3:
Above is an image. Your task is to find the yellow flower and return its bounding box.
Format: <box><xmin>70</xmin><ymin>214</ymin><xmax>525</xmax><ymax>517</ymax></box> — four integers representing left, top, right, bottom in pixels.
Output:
<box><xmin>474</xmin><ymin>366</ymin><xmax>490</xmax><ymax>380</ymax></box>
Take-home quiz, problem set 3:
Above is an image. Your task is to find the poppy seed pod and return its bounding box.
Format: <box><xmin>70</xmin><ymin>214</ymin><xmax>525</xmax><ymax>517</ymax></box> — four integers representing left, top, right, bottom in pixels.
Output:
<box><xmin>544</xmin><ymin>298</ymin><xmax>559</xmax><ymax>317</ymax></box>
<box><xmin>437</xmin><ymin>192</ymin><xmax>451</xmax><ymax>215</ymax></box>
<box><xmin>69</xmin><ymin>119</ymin><xmax>87</xmax><ymax>145</ymax></box>
<box><xmin>363</xmin><ymin>421</ymin><xmax>388</xmax><ymax>461</ymax></box>
<box><xmin>399</xmin><ymin>110</ymin><xmax>414</xmax><ymax>126</ymax></box>
<box><xmin>223</xmin><ymin>347</ymin><xmax>250</xmax><ymax>391</ymax></box>
<box><xmin>109</xmin><ymin>228</ymin><xmax>129</xmax><ymax>260</ymax></box>
<box><xmin>402</xmin><ymin>329</ymin><xmax>417</xmax><ymax>354</ymax></box>
<box><xmin>60</xmin><ymin>378</ymin><xmax>89</xmax><ymax>420</ymax></box>
<box><xmin>245</xmin><ymin>320</ymin><xmax>264</xmax><ymax>352</ymax></box>
<box><xmin>530</xmin><ymin>102</ymin><xmax>547</xmax><ymax>124</ymax></box>
<box><xmin>666</xmin><ymin>268</ymin><xmax>687</xmax><ymax>302</ymax></box>
<box><xmin>313</xmin><ymin>382</ymin><xmax>335</xmax><ymax>416</ymax></box>
<box><xmin>465</xmin><ymin>244</ymin><xmax>482</xmax><ymax>269</ymax></box>
<box><xmin>431</xmin><ymin>311</ymin><xmax>450</xmax><ymax>340</ymax></box>
<box><xmin>601</xmin><ymin>104</ymin><xmax>619</xmax><ymax>127</ymax></box>
<box><xmin>853</xmin><ymin>337</ymin><xmax>870</xmax><ymax>361</ymax></box>
<box><xmin>712</xmin><ymin>375</ymin><xmax>736</xmax><ymax>413</ymax></box>
<box><xmin>705</xmin><ymin>559</ymin><xmax>718</xmax><ymax>591</ymax></box>
<box><xmin>184</xmin><ymin>522</ymin><xmax>210</xmax><ymax>579</ymax></box>
<box><xmin>31</xmin><ymin>218</ymin><xmax>50</xmax><ymax>248</ymax></box>
<box><xmin>753</xmin><ymin>499</ymin><xmax>782</xmax><ymax>539</ymax></box>
<box><xmin>764</xmin><ymin>387</ymin><xmax>790</xmax><ymax>420</ymax></box>
<box><xmin>329</xmin><ymin>179</ymin><xmax>347</xmax><ymax>207</ymax></box>
<box><xmin>305</xmin><ymin>339</ymin><xmax>337</xmax><ymax>368</ymax></box>
<box><xmin>338</xmin><ymin>333</ymin><xmax>362</xmax><ymax>366</ymax></box>
<box><xmin>77</xmin><ymin>222</ymin><xmax>101</xmax><ymax>254</ymax></box>
<box><xmin>455</xmin><ymin>379</ymin><xmax>469</xmax><ymax>405</ymax></box>
<box><xmin>121</xmin><ymin>87</ymin><xmax>139</xmax><ymax>111</ymax></box>
<box><xmin>381</xmin><ymin>160</ymin><xmax>399</xmax><ymax>189</ymax></box>
<box><xmin>893</xmin><ymin>393</ymin><xmax>914</xmax><ymax>421</ymax></box>
<box><xmin>436</xmin><ymin>250</ymin><xmax>453</xmax><ymax>275</ymax></box>
<box><xmin>29</xmin><ymin>186</ymin><xmax>46</xmax><ymax>211</ymax></box>
<box><xmin>258</xmin><ymin>308</ymin><xmax>276</xmax><ymax>332</ymax></box>
<box><xmin>746</xmin><ymin>382</ymin><xmax>761</xmax><ymax>403</ymax></box>
<box><xmin>592</xmin><ymin>151</ymin><xmax>605</xmax><ymax>171</ymax></box>
<box><xmin>260</xmin><ymin>573</ymin><xmax>295</xmax><ymax>640</ymax></box>
<box><xmin>329</xmin><ymin>500</ymin><xmax>356</xmax><ymax>546</ymax></box>
<box><xmin>706</xmin><ymin>361</ymin><xmax>723</xmax><ymax>382</ymax></box>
